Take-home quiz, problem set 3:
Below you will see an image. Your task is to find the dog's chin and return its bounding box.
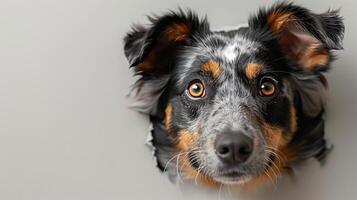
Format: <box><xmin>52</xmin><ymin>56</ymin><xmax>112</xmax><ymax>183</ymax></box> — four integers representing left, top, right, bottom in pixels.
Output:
<box><xmin>212</xmin><ymin>172</ymin><xmax>252</xmax><ymax>185</ymax></box>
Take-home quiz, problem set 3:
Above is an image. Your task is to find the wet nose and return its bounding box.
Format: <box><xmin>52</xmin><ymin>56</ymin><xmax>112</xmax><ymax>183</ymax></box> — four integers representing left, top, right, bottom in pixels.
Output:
<box><xmin>214</xmin><ymin>130</ymin><xmax>253</xmax><ymax>164</ymax></box>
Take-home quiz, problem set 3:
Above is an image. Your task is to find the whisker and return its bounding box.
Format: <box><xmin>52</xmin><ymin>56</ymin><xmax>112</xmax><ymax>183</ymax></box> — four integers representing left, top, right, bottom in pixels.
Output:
<box><xmin>176</xmin><ymin>152</ymin><xmax>184</xmax><ymax>183</ymax></box>
<box><xmin>194</xmin><ymin>164</ymin><xmax>204</xmax><ymax>185</ymax></box>
<box><xmin>163</xmin><ymin>151</ymin><xmax>185</xmax><ymax>172</ymax></box>
<box><xmin>218</xmin><ymin>183</ymin><xmax>223</xmax><ymax>200</ymax></box>
<box><xmin>264</xmin><ymin>161</ymin><xmax>278</xmax><ymax>190</ymax></box>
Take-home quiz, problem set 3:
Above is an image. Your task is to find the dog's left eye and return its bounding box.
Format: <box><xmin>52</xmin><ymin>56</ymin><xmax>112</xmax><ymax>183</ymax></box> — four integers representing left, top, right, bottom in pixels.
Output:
<box><xmin>187</xmin><ymin>80</ymin><xmax>205</xmax><ymax>99</ymax></box>
<box><xmin>258</xmin><ymin>77</ymin><xmax>278</xmax><ymax>97</ymax></box>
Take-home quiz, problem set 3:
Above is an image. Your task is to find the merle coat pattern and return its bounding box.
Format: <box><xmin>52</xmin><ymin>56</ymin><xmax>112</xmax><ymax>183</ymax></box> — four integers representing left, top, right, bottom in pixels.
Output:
<box><xmin>124</xmin><ymin>2</ymin><xmax>344</xmax><ymax>188</ymax></box>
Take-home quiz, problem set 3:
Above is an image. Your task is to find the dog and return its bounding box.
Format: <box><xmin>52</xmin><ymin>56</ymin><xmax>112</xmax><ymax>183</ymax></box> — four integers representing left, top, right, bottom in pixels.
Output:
<box><xmin>123</xmin><ymin>2</ymin><xmax>344</xmax><ymax>190</ymax></box>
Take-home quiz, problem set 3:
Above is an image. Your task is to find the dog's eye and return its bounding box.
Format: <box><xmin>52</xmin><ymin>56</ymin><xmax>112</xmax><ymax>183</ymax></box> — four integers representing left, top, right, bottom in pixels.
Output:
<box><xmin>259</xmin><ymin>78</ymin><xmax>277</xmax><ymax>97</ymax></box>
<box><xmin>187</xmin><ymin>80</ymin><xmax>205</xmax><ymax>99</ymax></box>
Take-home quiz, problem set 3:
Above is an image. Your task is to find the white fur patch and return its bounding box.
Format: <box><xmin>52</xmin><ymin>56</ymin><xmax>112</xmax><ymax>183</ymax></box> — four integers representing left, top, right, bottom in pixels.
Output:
<box><xmin>215</xmin><ymin>36</ymin><xmax>259</xmax><ymax>63</ymax></box>
<box><xmin>221</xmin><ymin>43</ymin><xmax>239</xmax><ymax>62</ymax></box>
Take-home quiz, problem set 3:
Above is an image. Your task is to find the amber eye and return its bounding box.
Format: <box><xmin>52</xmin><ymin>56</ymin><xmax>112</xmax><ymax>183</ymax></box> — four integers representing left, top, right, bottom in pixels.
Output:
<box><xmin>259</xmin><ymin>78</ymin><xmax>277</xmax><ymax>97</ymax></box>
<box><xmin>187</xmin><ymin>80</ymin><xmax>205</xmax><ymax>99</ymax></box>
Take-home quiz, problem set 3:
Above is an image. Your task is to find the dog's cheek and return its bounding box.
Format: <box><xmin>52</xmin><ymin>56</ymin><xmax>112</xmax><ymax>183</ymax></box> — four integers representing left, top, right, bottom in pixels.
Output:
<box><xmin>264</xmin><ymin>97</ymin><xmax>291</xmax><ymax>128</ymax></box>
<box><xmin>176</xmin><ymin>129</ymin><xmax>198</xmax><ymax>152</ymax></box>
<box><xmin>169</xmin><ymin>111</ymin><xmax>219</xmax><ymax>186</ymax></box>
<box><xmin>262</xmin><ymin>102</ymin><xmax>297</xmax><ymax>151</ymax></box>
<box><xmin>164</xmin><ymin>103</ymin><xmax>209</xmax><ymax>183</ymax></box>
<box><xmin>165</xmin><ymin>103</ymin><xmax>173</xmax><ymax>131</ymax></box>
<box><xmin>178</xmin><ymin>156</ymin><xmax>218</xmax><ymax>187</ymax></box>
<box><xmin>175</xmin><ymin>129</ymin><xmax>219</xmax><ymax>186</ymax></box>
<box><xmin>246</xmin><ymin>104</ymin><xmax>297</xmax><ymax>189</ymax></box>
<box><xmin>261</xmin><ymin>123</ymin><xmax>288</xmax><ymax>151</ymax></box>
<box><xmin>290</xmin><ymin>105</ymin><xmax>297</xmax><ymax>133</ymax></box>
<box><xmin>242</xmin><ymin>124</ymin><xmax>290</xmax><ymax>190</ymax></box>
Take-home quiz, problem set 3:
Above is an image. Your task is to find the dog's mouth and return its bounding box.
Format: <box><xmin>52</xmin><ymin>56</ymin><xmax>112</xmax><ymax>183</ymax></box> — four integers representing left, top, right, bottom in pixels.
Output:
<box><xmin>213</xmin><ymin>170</ymin><xmax>252</xmax><ymax>185</ymax></box>
<box><xmin>187</xmin><ymin>149</ymin><xmax>278</xmax><ymax>185</ymax></box>
<box><xmin>213</xmin><ymin>155</ymin><xmax>276</xmax><ymax>185</ymax></box>
<box><xmin>188</xmin><ymin>151</ymin><xmax>252</xmax><ymax>184</ymax></box>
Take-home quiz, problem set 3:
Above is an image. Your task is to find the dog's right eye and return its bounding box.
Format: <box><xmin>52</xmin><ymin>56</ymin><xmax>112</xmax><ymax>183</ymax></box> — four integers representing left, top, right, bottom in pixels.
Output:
<box><xmin>258</xmin><ymin>77</ymin><xmax>278</xmax><ymax>97</ymax></box>
<box><xmin>187</xmin><ymin>80</ymin><xmax>205</xmax><ymax>99</ymax></box>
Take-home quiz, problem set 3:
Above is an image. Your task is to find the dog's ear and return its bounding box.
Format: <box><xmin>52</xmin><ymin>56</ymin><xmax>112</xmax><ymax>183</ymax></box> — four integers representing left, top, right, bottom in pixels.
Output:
<box><xmin>292</xmin><ymin>75</ymin><xmax>328</xmax><ymax>118</ymax></box>
<box><xmin>249</xmin><ymin>2</ymin><xmax>344</xmax><ymax>72</ymax></box>
<box><xmin>124</xmin><ymin>9</ymin><xmax>209</xmax><ymax>75</ymax></box>
<box><xmin>124</xmin><ymin>10</ymin><xmax>209</xmax><ymax>115</ymax></box>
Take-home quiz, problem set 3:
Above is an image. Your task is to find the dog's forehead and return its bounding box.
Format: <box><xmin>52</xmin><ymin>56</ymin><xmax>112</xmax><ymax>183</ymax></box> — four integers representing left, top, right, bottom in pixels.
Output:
<box><xmin>177</xmin><ymin>31</ymin><xmax>262</xmax><ymax>84</ymax></box>
<box><xmin>208</xmin><ymin>33</ymin><xmax>260</xmax><ymax>63</ymax></box>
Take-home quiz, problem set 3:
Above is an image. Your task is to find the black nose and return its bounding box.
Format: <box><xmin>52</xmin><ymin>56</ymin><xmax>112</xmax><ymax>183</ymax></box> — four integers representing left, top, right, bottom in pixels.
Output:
<box><xmin>214</xmin><ymin>130</ymin><xmax>253</xmax><ymax>164</ymax></box>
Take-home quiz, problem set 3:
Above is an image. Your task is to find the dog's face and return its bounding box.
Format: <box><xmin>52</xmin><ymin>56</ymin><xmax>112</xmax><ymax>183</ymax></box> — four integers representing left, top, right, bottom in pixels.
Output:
<box><xmin>164</xmin><ymin>33</ymin><xmax>296</xmax><ymax>185</ymax></box>
<box><xmin>124</xmin><ymin>2</ymin><xmax>344</xmax><ymax>187</ymax></box>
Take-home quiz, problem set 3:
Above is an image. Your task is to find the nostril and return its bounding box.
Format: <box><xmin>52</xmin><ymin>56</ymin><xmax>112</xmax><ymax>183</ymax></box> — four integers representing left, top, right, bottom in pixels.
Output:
<box><xmin>239</xmin><ymin>145</ymin><xmax>251</xmax><ymax>155</ymax></box>
<box><xmin>218</xmin><ymin>146</ymin><xmax>230</xmax><ymax>155</ymax></box>
<box><xmin>236</xmin><ymin>143</ymin><xmax>252</xmax><ymax>162</ymax></box>
<box><xmin>239</xmin><ymin>143</ymin><xmax>253</xmax><ymax>155</ymax></box>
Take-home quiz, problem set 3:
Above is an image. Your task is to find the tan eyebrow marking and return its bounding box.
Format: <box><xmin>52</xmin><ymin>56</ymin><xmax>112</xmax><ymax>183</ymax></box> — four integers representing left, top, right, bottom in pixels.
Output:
<box><xmin>245</xmin><ymin>63</ymin><xmax>262</xmax><ymax>79</ymax></box>
<box><xmin>202</xmin><ymin>60</ymin><xmax>221</xmax><ymax>78</ymax></box>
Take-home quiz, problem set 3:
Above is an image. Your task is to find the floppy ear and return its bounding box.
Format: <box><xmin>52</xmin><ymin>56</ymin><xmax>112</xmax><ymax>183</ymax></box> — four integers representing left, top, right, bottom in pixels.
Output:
<box><xmin>124</xmin><ymin>10</ymin><xmax>209</xmax><ymax>74</ymax></box>
<box><xmin>292</xmin><ymin>75</ymin><xmax>328</xmax><ymax>118</ymax></box>
<box><xmin>123</xmin><ymin>10</ymin><xmax>209</xmax><ymax>115</ymax></box>
<box><xmin>249</xmin><ymin>2</ymin><xmax>344</xmax><ymax>118</ymax></box>
<box><xmin>249</xmin><ymin>2</ymin><xmax>344</xmax><ymax>72</ymax></box>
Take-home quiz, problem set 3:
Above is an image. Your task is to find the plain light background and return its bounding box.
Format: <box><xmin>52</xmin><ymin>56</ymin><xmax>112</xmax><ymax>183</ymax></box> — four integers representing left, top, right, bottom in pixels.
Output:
<box><xmin>0</xmin><ymin>0</ymin><xmax>356</xmax><ymax>199</ymax></box>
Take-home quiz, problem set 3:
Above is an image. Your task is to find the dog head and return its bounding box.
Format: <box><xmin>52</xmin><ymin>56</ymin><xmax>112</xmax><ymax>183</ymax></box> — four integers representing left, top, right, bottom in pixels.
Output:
<box><xmin>124</xmin><ymin>2</ymin><xmax>344</xmax><ymax>188</ymax></box>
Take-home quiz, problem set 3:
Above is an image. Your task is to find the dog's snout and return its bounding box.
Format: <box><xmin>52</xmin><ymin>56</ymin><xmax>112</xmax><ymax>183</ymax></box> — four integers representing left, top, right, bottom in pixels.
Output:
<box><xmin>214</xmin><ymin>130</ymin><xmax>253</xmax><ymax>164</ymax></box>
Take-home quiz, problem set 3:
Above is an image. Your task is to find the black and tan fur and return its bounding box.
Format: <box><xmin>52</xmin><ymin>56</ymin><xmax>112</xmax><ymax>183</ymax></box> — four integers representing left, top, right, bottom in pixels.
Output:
<box><xmin>123</xmin><ymin>2</ymin><xmax>344</xmax><ymax>190</ymax></box>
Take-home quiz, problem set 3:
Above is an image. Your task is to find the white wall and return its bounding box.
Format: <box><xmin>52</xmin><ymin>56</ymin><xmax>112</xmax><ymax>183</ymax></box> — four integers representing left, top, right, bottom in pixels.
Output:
<box><xmin>0</xmin><ymin>0</ymin><xmax>356</xmax><ymax>199</ymax></box>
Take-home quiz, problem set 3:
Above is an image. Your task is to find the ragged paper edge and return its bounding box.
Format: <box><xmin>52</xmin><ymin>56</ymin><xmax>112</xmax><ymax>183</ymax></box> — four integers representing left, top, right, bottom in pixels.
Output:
<box><xmin>212</xmin><ymin>24</ymin><xmax>248</xmax><ymax>32</ymax></box>
<box><xmin>145</xmin><ymin>122</ymin><xmax>159</xmax><ymax>167</ymax></box>
<box><xmin>145</xmin><ymin>122</ymin><xmax>178</xmax><ymax>183</ymax></box>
